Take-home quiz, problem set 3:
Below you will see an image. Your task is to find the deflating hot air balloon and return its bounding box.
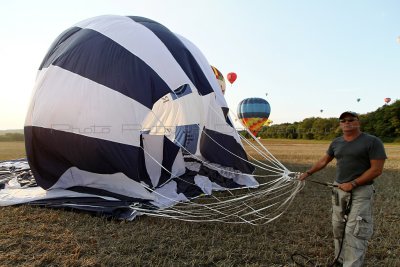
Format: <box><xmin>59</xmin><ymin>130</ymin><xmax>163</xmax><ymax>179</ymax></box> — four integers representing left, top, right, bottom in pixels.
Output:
<box><xmin>237</xmin><ymin>98</ymin><xmax>271</xmax><ymax>137</ymax></box>
<box><xmin>384</xmin><ymin>97</ymin><xmax>391</xmax><ymax>104</ymax></box>
<box><xmin>211</xmin><ymin>65</ymin><xmax>226</xmax><ymax>94</ymax></box>
<box><xmin>20</xmin><ymin>15</ymin><xmax>257</xmax><ymax>216</ymax></box>
<box><xmin>227</xmin><ymin>72</ymin><xmax>237</xmax><ymax>85</ymax></box>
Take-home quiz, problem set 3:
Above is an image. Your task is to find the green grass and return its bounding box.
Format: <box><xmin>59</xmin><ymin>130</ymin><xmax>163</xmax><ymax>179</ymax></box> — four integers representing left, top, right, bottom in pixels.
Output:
<box><xmin>0</xmin><ymin>141</ymin><xmax>399</xmax><ymax>266</ymax></box>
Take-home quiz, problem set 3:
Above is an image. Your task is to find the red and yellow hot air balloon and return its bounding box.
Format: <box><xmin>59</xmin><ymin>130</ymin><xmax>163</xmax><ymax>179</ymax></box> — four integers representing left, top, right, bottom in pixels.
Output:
<box><xmin>211</xmin><ymin>65</ymin><xmax>226</xmax><ymax>94</ymax></box>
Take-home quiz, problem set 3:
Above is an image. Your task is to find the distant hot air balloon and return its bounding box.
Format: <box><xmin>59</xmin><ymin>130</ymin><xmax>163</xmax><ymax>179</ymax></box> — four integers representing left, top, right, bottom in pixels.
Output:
<box><xmin>384</xmin><ymin>97</ymin><xmax>391</xmax><ymax>104</ymax></box>
<box><xmin>320</xmin><ymin>109</ymin><xmax>324</xmax><ymax>113</ymax></box>
<box><xmin>237</xmin><ymin>98</ymin><xmax>271</xmax><ymax>137</ymax></box>
<box><xmin>211</xmin><ymin>65</ymin><xmax>226</xmax><ymax>94</ymax></box>
<box><xmin>397</xmin><ymin>36</ymin><xmax>400</xmax><ymax>44</ymax></box>
<box><xmin>227</xmin><ymin>72</ymin><xmax>237</xmax><ymax>85</ymax></box>
<box><xmin>357</xmin><ymin>98</ymin><xmax>361</xmax><ymax>102</ymax></box>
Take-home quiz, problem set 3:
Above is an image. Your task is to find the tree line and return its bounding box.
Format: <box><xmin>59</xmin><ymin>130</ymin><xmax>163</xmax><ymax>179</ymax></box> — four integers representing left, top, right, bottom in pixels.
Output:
<box><xmin>2</xmin><ymin>100</ymin><xmax>399</xmax><ymax>142</ymax></box>
<box><xmin>249</xmin><ymin>99</ymin><xmax>400</xmax><ymax>142</ymax></box>
<box><xmin>0</xmin><ymin>133</ymin><xmax>24</xmax><ymax>142</ymax></box>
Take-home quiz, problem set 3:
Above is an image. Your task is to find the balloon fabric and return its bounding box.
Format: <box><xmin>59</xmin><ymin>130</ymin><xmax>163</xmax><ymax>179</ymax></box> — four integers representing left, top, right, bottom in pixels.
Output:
<box><xmin>21</xmin><ymin>15</ymin><xmax>256</xmax><ymax>215</ymax></box>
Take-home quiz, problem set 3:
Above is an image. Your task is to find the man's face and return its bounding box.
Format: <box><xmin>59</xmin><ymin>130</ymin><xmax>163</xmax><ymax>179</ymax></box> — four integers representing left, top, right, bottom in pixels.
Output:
<box><xmin>339</xmin><ymin>115</ymin><xmax>360</xmax><ymax>132</ymax></box>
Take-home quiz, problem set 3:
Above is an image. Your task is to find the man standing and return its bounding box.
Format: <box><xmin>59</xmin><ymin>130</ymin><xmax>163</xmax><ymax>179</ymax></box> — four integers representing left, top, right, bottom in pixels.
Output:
<box><xmin>299</xmin><ymin>111</ymin><xmax>387</xmax><ymax>267</ymax></box>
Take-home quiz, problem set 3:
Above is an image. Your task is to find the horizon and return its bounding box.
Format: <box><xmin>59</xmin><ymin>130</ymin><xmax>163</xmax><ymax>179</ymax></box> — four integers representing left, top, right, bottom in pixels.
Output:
<box><xmin>1</xmin><ymin>101</ymin><xmax>395</xmax><ymax>132</ymax></box>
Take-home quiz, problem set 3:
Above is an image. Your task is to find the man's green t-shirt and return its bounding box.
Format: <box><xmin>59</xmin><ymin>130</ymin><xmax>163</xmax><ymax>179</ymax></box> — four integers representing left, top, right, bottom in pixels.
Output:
<box><xmin>327</xmin><ymin>133</ymin><xmax>387</xmax><ymax>183</ymax></box>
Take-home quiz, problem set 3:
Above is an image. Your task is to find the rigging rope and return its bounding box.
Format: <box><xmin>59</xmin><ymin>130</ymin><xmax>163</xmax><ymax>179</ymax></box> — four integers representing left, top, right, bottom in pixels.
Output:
<box><xmin>131</xmin><ymin>95</ymin><xmax>304</xmax><ymax>225</ymax></box>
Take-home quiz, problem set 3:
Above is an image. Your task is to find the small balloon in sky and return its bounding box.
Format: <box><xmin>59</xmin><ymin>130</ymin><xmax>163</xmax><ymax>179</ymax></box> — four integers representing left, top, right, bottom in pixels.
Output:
<box><xmin>357</xmin><ymin>98</ymin><xmax>361</xmax><ymax>102</ymax></box>
<box><xmin>227</xmin><ymin>72</ymin><xmax>237</xmax><ymax>85</ymax></box>
<box><xmin>397</xmin><ymin>36</ymin><xmax>400</xmax><ymax>44</ymax></box>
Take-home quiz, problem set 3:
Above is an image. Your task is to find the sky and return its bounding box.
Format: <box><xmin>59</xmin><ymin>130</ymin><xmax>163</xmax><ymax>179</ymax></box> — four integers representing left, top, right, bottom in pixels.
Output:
<box><xmin>0</xmin><ymin>0</ymin><xmax>399</xmax><ymax>130</ymax></box>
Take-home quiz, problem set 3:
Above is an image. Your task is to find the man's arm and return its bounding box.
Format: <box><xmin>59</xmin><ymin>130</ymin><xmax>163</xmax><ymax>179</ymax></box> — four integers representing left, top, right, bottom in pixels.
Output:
<box><xmin>338</xmin><ymin>159</ymin><xmax>385</xmax><ymax>192</ymax></box>
<box><xmin>299</xmin><ymin>154</ymin><xmax>334</xmax><ymax>181</ymax></box>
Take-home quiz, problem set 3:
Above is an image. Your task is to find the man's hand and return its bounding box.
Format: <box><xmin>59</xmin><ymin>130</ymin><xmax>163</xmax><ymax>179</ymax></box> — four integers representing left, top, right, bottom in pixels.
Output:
<box><xmin>298</xmin><ymin>172</ymin><xmax>310</xmax><ymax>181</ymax></box>
<box><xmin>338</xmin><ymin>182</ymin><xmax>354</xmax><ymax>192</ymax></box>
<box><xmin>298</xmin><ymin>154</ymin><xmax>334</xmax><ymax>182</ymax></box>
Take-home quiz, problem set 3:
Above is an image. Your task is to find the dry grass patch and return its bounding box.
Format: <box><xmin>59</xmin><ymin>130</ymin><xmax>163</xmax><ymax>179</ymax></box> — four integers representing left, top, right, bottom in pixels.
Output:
<box><xmin>0</xmin><ymin>141</ymin><xmax>26</xmax><ymax>161</ymax></box>
<box><xmin>0</xmin><ymin>140</ymin><xmax>399</xmax><ymax>266</ymax></box>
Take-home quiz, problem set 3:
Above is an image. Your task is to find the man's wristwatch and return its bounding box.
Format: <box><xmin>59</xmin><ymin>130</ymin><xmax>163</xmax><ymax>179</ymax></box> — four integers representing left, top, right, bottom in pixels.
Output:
<box><xmin>351</xmin><ymin>180</ymin><xmax>358</xmax><ymax>188</ymax></box>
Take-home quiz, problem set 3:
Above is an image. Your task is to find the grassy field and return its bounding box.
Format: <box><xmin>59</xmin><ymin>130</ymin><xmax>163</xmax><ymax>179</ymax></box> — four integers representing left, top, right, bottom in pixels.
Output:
<box><xmin>0</xmin><ymin>141</ymin><xmax>26</xmax><ymax>161</ymax></box>
<box><xmin>0</xmin><ymin>140</ymin><xmax>399</xmax><ymax>266</ymax></box>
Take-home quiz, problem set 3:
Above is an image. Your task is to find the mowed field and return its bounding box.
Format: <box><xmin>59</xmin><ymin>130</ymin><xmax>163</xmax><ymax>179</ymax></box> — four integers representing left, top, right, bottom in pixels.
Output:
<box><xmin>0</xmin><ymin>140</ymin><xmax>399</xmax><ymax>266</ymax></box>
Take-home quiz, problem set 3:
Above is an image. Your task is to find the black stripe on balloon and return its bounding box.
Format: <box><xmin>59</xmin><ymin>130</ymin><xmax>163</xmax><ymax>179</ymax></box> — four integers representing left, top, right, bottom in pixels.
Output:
<box><xmin>175</xmin><ymin>169</ymin><xmax>203</xmax><ymax>198</ymax></box>
<box><xmin>30</xmin><ymin>197</ymin><xmax>146</xmax><ymax>207</ymax></box>
<box><xmin>226</xmin><ymin>116</ymin><xmax>234</xmax><ymax>128</ymax></box>
<box><xmin>39</xmin><ymin>28</ymin><xmax>171</xmax><ymax>109</ymax></box>
<box><xmin>237</xmin><ymin>112</ymin><xmax>271</xmax><ymax>118</ymax></box>
<box><xmin>199</xmin><ymin>128</ymin><xmax>255</xmax><ymax>174</ymax></box>
<box><xmin>180</xmin><ymin>158</ymin><xmax>243</xmax><ymax>190</ymax></box>
<box><xmin>28</xmin><ymin>197</ymin><xmax>155</xmax><ymax>217</ymax></box>
<box><xmin>157</xmin><ymin>136</ymin><xmax>181</xmax><ymax>187</ymax></box>
<box><xmin>24</xmin><ymin>126</ymin><xmax>152</xmax><ymax>190</ymax></box>
<box><xmin>221</xmin><ymin>107</ymin><xmax>229</xmax><ymax>118</ymax></box>
<box><xmin>198</xmin><ymin>164</ymin><xmax>241</xmax><ymax>189</ymax></box>
<box><xmin>221</xmin><ymin>107</ymin><xmax>234</xmax><ymax>127</ymax></box>
<box><xmin>128</xmin><ymin>16</ymin><xmax>215</xmax><ymax>96</ymax></box>
<box><xmin>67</xmin><ymin>186</ymin><xmax>151</xmax><ymax>202</ymax></box>
<box><xmin>39</xmin><ymin>26</ymin><xmax>82</xmax><ymax>70</ymax></box>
